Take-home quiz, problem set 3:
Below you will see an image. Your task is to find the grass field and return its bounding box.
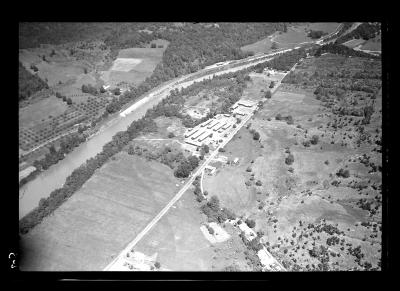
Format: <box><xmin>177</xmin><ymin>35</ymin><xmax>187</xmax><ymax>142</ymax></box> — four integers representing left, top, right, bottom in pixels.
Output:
<box><xmin>20</xmin><ymin>152</ymin><xmax>180</xmax><ymax>271</ymax></box>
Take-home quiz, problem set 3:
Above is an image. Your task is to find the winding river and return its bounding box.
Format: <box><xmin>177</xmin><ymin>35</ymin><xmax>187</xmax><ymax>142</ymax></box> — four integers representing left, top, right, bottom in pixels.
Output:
<box><xmin>19</xmin><ymin>51</ymin><xmax>285</xmax><ymax>220</ymax></box>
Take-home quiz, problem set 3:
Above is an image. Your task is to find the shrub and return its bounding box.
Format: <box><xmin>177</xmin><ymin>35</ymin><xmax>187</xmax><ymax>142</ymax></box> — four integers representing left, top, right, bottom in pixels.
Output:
<box><xmin>311</xmin><ymin>135</ymin><xmax>319</xmax><ymax>145</ymax></box>
<box><xmin>255</xmin><ymin>180</ymin><xmax>262</xmax><ymax>186</ymax></box>
<box><xmin>269</xmin><ymin>81</ymin><xmax>275</xmax><ymax>88</ymax></box>
<box><xmin>286</xmin><ymin>115</ymin><xmax>294</xmax><ymax>125</ymax></box>
<box><xmin>245</xmin><ymin>218</ymin><xmax>256</xmax><ymax>228</ymax></box>
<box><xmin>151</xmin><ymin>43</ymin><xmax>157</xmax><ymax>48</ymax></box>
<box><xmin>265</xmin><ymin>90</ymin><xmax>272</xmax><ymax>99</ymax></box>
<box><xmin>253</xmin><ymin>131</ymin><xmax>260</xmax><ymax>140</ymax></box>
<box><xmin>337</xmin><ymin>168</ymin><xmax>350</xmax><ymax>178</ymax></box>
<box><xmin>275</xmin><ymin>113</ymin><xmax>282</xmax><ymax>120</ymax></box>
<box><xmin>218</xmin><ymin>148</ymin><xmax>225</xmax><ymax>152</ymax></box>
<box><xmin>154</xmin><ymin>261</ymin><xmax>161</xmax><ymax>269</ymax></box>
<box><xmin>303</xmin><ymin>140</ymin><xmax>311</xmax><ymax>147</ymax></box>
<box><xmin>285</xmin><ymin>153</ymin><xmax>294</xmax><ymax>165</ymax></box>
<box><xmin>168</xmin><ymin>132</ymin><xmax>175</xmax><ymax>138</ymax></box>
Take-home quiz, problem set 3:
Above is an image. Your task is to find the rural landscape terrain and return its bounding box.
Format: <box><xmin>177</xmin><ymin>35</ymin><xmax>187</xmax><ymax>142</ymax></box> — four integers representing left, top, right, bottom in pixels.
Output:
<box><xmin>18</xmin><ymin>22</ymin><xmax>382</xmax><ymax>272</ymax></box>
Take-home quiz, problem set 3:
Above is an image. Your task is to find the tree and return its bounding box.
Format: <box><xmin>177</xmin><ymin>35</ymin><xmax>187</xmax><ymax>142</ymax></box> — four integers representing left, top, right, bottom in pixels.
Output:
<box><xmin>311</xmin><ymin>135</ymin><xmax>319</xmax><ymax>145</ymax></box>
<box><xmin>154</xmin><ymin>261</ymin><xmax>161</xmax><ymax>269</ymax></box>
<box><xmin>168</xmin><ymin>132</ymin><xmax>175</xmax><ymax>138</ymax></box>
<box><xmin>84</xmin><ymin>68</ymin><xmax>88</xmax><ymax>74</ymax></box>
<box><xmin>151</xmin><ymin>43</ymin><xmax>157</xmax><ymax>48</ymax></box>
<box><xmin>202</xmin><ymin>144</ymin><xmax>209</xmax><ymax>154</ymax></box>
<box><xmin>30</xmin><ymin>64</ymin><xmax>38</xmax><ymax>72</ymax></box>
<box><xmin>56</xmin><ymin>92</ymin><xmax>62</xmax><ymax>98</ymax></box>
<box><xmin>269</xmin><ymin>81</ymin><xmax>275</xmax><ymax>88</ymax></box>
<box><xmin>188</xmin><ymin>155</ymin><xmax>199</xmax><ymax>170</ymax></box>
<box><xmin>253</xmin><ymin>131</ymin><xmax>260</xmax><ymax>140</ymax></box>
<box><xmin>275</xmin><ymin>113</ymin><xmax>282</xmax><ymax>120</ymax></box>
<box><xmin>271</xmin><ymin>42</ymin><xmax>278</xmax><ymax>50</ymax></box>
<box><xmin>265</xmin><ymin>90</ymin><xmax>272</xmax><ymax>99</ymax></box>
<box><xmin>337</xmin><ymin>168</ymin><xmax>350</xmax><ymax>178</ymax></box>
<box><xmin>285</xmin><ymin>153</ymin><xmax>294</xmax><ymax>165</ymax></box>
<box><xmin>245</xmin><ymin>218</ymin><xmax>256</xmax><ymax>228</ymax></box>
<box><xmin>113</xmin><ymin>88</ymin><xmax>121</xmax><ymax>95</ymax></box>
<box><xmin>67</xmin><ymin>97</ymin><xmax>72</xmax><ymax>105</ymax></box>
<box><xmin>174</xmin><ymin>160</ymin><xmax>192</xmax><ymax>178</ymax></box>
<box><xmin>100</xmin><ymin>86</ymin><xmax>106</xmax><ymax>93</ymax></box>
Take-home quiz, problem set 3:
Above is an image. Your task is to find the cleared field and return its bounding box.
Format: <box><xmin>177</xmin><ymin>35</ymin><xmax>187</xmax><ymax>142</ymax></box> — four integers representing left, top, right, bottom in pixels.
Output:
<box><xmin>342</xmin><ymin>38</ymin><xmax>366</xmax><ymax>49</ymax></box>
<box><xmin>20</xmin><ymin>152</ymin><xmax>180</xmax><ymax>271</ymax></box>
<box><xmin>111</xmin><ymin>58</ymin><xmax>143</xmax><ymax>71</ymax></box>
<box><xmin>99</xmin><ymin>42</ymin><xmax>169</xmax><ymax>87</ymax></box>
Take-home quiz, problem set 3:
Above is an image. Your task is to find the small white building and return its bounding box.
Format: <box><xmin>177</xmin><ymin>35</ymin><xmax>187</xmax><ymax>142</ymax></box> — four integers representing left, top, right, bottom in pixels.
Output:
<box><xmin>233</xmin><ymin>157</ymin><xmax>239</xmax><ymax>164</ymax></box>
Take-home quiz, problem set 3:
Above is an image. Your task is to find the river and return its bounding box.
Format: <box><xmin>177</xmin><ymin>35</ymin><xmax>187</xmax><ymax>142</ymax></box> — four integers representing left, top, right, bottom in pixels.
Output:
<box><xmin>19</xmin><ymin>52</ymin><xmax>282</xmax><ymax>220</ymax></box>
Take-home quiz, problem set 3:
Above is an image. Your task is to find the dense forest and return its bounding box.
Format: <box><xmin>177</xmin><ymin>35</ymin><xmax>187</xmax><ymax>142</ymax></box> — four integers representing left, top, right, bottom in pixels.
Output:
<box><xmin>19</xmin><ymin>62</ymin><xmax>48</xmax><ymax>101</ymax></box>
<box><xmin>335</xmin><ymin>23</ymin><xmax>380</xmax><ymax>44</ymax></box>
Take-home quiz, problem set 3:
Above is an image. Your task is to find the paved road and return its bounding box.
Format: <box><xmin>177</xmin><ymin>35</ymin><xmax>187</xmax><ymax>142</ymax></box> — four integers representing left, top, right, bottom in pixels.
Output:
<box><xmin>103</xmin><ymin>60</ymin><xmax>297</xmax><ymax>271</ymax></box>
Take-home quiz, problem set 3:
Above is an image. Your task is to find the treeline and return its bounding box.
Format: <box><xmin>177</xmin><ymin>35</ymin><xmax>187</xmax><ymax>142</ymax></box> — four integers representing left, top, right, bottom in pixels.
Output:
<box><xmin>314</xmin><ymin>43</ymin><xmax>380</xmax><ymax>58</ymax></box>
<box><xmin>19</xmin><ymin>62</ymin><xmax>48</xmax><ymax>101</ymax></box>
<box><xmin>335</xmin><ymin>23</ymin><xmax>380</xmax><ymax>44</ymax></box>
<box><xmin>307</xmin><ymin>30</ymin><xmax>327</xmax><ymax>39</ymax></box>
<box><xmin>253</xmin><ymin>48</ymin><xmax>307</xmax><ymax>72</ymax></box>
